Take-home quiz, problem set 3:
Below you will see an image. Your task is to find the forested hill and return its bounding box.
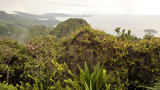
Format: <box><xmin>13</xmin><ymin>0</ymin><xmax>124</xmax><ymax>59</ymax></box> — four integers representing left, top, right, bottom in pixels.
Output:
<box><xmin>0</xmin><ymin>11</ymin><xmax>61</xmax><ymax>43</ymax></box>
<box><xmin>50</xmin><ymin>18</ymin><xmax>91</xmax><ymax>38</ymax></box>
<box><xmin>0</xmin><ymin>11</ymin><xmax>60</xmax><ymax>28</ymax></box>
<box><xmin>0</xmin><ymin>16</ymin><xmax>91</xmax><ymax>43</ymax></box>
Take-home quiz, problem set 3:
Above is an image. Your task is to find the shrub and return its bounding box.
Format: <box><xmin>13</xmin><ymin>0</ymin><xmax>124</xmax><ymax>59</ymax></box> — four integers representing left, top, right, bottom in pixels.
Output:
<box><xmin>65</xmin><ymin>61</ymin><xmax>111</xmax><ymax>90</ymax></box>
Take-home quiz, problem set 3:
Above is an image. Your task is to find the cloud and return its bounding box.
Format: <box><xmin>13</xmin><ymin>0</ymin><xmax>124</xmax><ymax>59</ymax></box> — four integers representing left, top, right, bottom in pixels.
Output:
<box><xmin>0</xmin><ymin>0</ymin><xmax>160</xmax><ymax>15</ymax></box>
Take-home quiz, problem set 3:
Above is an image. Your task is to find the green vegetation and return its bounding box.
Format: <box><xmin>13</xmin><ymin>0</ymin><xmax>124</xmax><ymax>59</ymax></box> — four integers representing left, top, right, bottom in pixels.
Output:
<box><xmin>144</xmin><ymin>77</ymin><xmax>160</xmax><ymax>90</ymax></box>
<box><xmin>0</xmin><ymin>17</ymin><xmax>160</xmax><ymax>90</ymax></box>
<box><xmin>0</xmin><ymin>37</ymin><xmax>31</xmax><ymax>84</ymax></box>
<box><xmin>26</xmin><ymin>26</ymin><xmax>52</xmax><ymax>41</ymax></box>
<box><xmin>0</xmin><ymin>24</ymin><xmax>23</xmax><ymax>40</ymax></box>
<box><xmin>143</xmin><ymin>33</ymin><xmax>154</xmax><ymax>40</ymax></box>
<box><xmin>50</xmin><ymin>18</ymin><xmax>91</xmax><ymax>38</ymax></box>
<box><xmin>65</xmin><ymin>61</ymin><xmax>111</xmax><ymax>90</ymax></box>
<box><xmin>0</xmin><ymin>24</ymin><xmax>54</xmax><ymax>43</ymax></box>
<box><xmin>0</xmin><ymin>11</ymin><xmax>60</xmax><ymax>28</ymax></box>
<box><xmin>0</xmin><ymin>11</ymin><xmax>61</xmax><ymax>43</ymax></box>
<box><xmin>115</xmin><ymin>27</ymin><xmax>139</xmax><ymax>41</ymax></box>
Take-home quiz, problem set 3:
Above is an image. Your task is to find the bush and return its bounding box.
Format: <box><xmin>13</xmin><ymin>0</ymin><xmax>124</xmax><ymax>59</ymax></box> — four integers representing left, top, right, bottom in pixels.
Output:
<box><xmin>57</xmin><ymin>27</ymin><xmax>160</xmax><ymax>89</ymax></box>
<box><xmin>65</xmin><ymin>61</ymin><xmax>112</xmax><ymax>90</ymax></box>
<box><xmin>0</xmin><ymin>37</ymin><xmax>32</xmax><ymax>85</ymax></box>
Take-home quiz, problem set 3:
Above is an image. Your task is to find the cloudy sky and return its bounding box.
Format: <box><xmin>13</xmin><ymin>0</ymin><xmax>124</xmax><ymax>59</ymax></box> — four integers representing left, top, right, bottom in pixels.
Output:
<box><xmin>0</xmin><ymin>0</ymin><xmax>160</xmax><ymax>15</ymax></box>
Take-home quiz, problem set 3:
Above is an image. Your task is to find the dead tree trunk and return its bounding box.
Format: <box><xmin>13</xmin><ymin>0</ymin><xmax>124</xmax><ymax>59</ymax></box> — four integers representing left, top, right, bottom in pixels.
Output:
<box><xmin>6</xmin><ymin>58</ymin><xmax>10</xmax><ymax>84</ymax></box>
<box><xmin>6</xmin><ymin>66</ymin><xmax>9</xmax><ymax>83</ymax></box>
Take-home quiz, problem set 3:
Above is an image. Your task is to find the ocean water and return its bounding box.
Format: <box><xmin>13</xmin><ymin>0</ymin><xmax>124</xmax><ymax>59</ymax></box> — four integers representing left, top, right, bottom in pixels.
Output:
<box><xmin>55</xmin><ymin>15</ymin><xmax>160</xmax><ymax>38</ymax></box>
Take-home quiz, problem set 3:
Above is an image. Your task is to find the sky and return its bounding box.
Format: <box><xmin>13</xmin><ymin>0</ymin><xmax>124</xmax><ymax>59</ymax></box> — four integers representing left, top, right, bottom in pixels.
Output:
<box><xmin>0</xmin><ymin>0</ymin><xmax>160</xmax><ymax>15</ymax></box>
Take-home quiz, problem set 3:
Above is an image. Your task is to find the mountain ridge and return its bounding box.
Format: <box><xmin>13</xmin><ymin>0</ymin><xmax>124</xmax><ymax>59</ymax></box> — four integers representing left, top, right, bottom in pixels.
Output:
<box><xmin>13</xmin><ymin>11</ymin><xmax>92</xmax><ymax>19</ymax></box>
<box><xmin>0</xmin><ymin>11</ymin><xmax>60</xmax><ymax>28</ymax></box>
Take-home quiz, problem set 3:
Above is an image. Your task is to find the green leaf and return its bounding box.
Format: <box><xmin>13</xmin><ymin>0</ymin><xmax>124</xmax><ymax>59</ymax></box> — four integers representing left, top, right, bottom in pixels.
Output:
<box><xmin>85</xmin><ymin>62</ymin><xmax>90</xmax><ymax>86</ymax></box>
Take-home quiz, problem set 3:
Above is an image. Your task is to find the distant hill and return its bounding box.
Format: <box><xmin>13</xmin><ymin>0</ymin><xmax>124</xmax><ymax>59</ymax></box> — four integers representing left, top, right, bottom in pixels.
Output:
<box><xmin>144</xmin><ymin>29</ymin><xmax>158</xmax><ymax>33</ymax></box>
<box><xmin>50</xmin><ymin>18</ymin><xmax>91</xmax><ymax>38</ymax></box>
<box><xmin>13</xmin><ymin>11</ymin><xmax>42</xmax><ymax>19</ymax></box>
<box><xmin>42</xmin><ymin>13</ymin><xmax>92</xmax><ymax>18</ymax></box>
<box><xmin>0</xmin><ymin>24</ymin><xmax>23</xmax><ymax>40</ymax></box>
<box><xmin>0</xmin><ymin>11</ymin><xmax>61</xmax><ymax>43</ymax></box>
<box><xmin>26</xmin><ymin>25</ymin><xmax>52</xmax><ymax>40</ymax></box>
<box><xmin>13</xmin><ymin>11</ymin><xmax>92</xmax><ymax>19</ymax></box>
<box><xmin>0</xmin><ymin>11</ymin><xmax>91</xmax><ymax>42</ymax></box>
<box><xmin>0</xmin><ymin>11</ymin><xmax>60</xmax><ymax>28</ymax></box>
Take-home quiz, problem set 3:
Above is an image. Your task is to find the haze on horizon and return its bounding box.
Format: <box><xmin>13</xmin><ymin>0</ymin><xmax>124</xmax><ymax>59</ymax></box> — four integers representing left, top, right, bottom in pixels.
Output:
<box><xmin>0</xmin><ymin>0</ymin><xmax>160</xmax><ymax>15</ymax></box>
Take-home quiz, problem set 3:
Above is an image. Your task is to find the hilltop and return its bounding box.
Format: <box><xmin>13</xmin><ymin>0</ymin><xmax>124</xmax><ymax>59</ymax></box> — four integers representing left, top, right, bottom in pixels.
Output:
<box><xmin>0</xmin><ymin>26</ymin><xmax>160</xmax><ymax>89</ymax></box>
<box><xmin>50</xmin><ymin>18</ymin><xmax>91</xmax><ymax>38</ymax></box>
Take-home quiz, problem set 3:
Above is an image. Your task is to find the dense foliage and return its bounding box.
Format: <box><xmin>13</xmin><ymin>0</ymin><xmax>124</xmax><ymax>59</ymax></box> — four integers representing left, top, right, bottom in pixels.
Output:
<box><xmin>0</xmin><ymin>18</ymin><xmax>160</xmax><ymax>90</ymax></box>
<box><xmin>50</xmin><ymin>18</ymin><xmax>91</xmax><ymax>38</ymax></box>
<box><xmin>26</xmin><ymin>26</ymin><xmax>52</xmax><ymax>41</ymax></box>
<box><xmin>0</xmin><ymin>37</ymin><xmax>32</xmax><ymax>84</ymax></box>
<box><xmin>0</xmin><ymin>24</ymin><xmax>23</xmax><ymax>40</ymax></box>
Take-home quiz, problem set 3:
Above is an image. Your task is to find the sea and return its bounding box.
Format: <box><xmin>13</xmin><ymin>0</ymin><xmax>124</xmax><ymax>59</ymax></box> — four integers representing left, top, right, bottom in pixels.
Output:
<box><xmin>55</xmin><ymin>15</ymin><xmax>160</xmax><ymax>38</ymax></box>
